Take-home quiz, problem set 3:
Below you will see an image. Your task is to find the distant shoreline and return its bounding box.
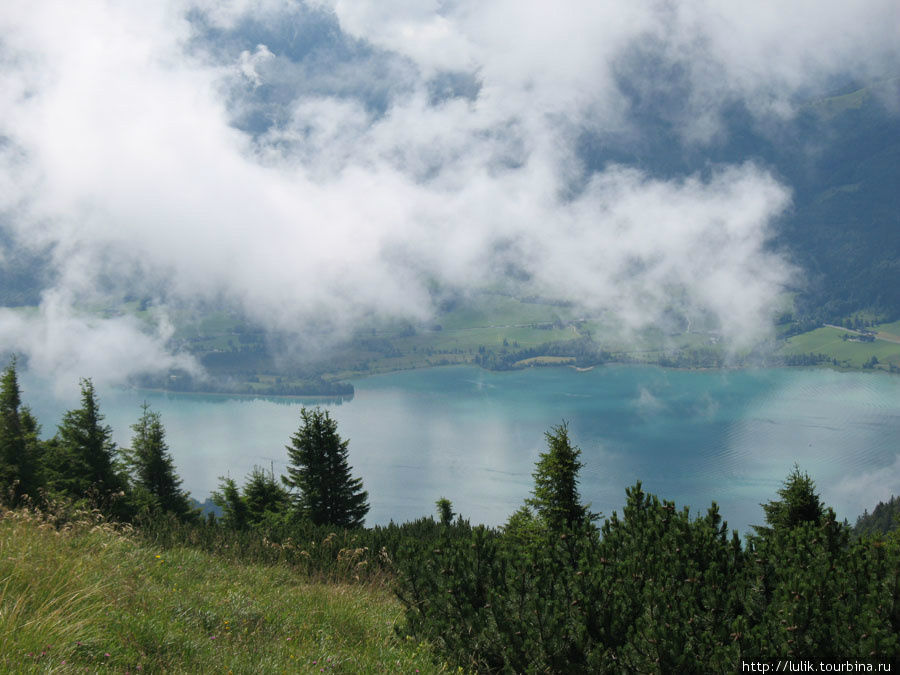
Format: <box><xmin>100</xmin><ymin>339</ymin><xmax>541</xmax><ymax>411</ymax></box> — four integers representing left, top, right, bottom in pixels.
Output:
<box><xmin>137</xmin><ymin>359</ymin><xmax>897</xmax><ymax>398</ymax></box>
<box><xmin>129</xmin><ymin>386</ymin><xmax>352</xmax><ymax>402</ymax></box>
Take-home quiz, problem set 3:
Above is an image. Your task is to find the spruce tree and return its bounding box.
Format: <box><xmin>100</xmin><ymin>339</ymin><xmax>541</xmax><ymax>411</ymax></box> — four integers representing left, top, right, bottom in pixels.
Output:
<box><xmin>210</xmin><ymin>468</ymin><xmax>289</xmax><ymax>530</ymax></box>
<box><xmin>527</xmin><ymin>421</ymin><xmax>594</xmax><ymax>530</ymax></box>
<box><xmin>126</xmin><ymin>402</ymin><xmax>196</xmax><ymax>521</ymax></box>
<box><xmin>0</xmin><ymin>357</ymin><xmax>37</xmax><ymax>503</ymax></box>
<box><xmin>242</xmin><ymin>465</ymin><xmax>290</xmax><ymax>528</ymax></box>
<box><xmin>18</xmin><ymin>405</ymin><xmax>43</xmax><ymax>492</ymax></box>
<box><xmin>436</xmin><ymin>497</ymin><xmax>454</xmax><ymax>525</ymax></box>
<box><xmin>46</xmin><ymin>378</ymin><xmax>127</xmax><ymax>510</ymax></box>
<box><xmin>211</xmin><ymin>476</ymin><xmax>249</xmax><ymax>530</ymax></box>
<box><xmin>282</xmin><ymin>407</ymin><xmax>369</xmax><ymax>528</ymax></box>
<box><xmin>755</xmin><ymin>464</ymin><xmax>829</xmax><ymax>536</ymax></box>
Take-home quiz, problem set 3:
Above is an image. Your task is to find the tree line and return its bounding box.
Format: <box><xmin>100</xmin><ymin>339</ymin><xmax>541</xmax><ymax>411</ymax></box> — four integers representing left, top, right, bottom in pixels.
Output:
<box><xmin>0</xmin><ymin>358</ymin><xmax>368</xmax><ymax>529</ymax></box>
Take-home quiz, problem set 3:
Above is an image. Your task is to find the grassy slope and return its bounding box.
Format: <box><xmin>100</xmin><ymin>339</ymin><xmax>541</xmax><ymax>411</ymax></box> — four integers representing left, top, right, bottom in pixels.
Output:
<box><xmin>0</xmin><ymin>511</ymin><xmax>444</xmax><ymax>674</ymax></box>
<box><xmin>779</xmin><ymin>324</ymin><xmax>900</xmax><ymax>369</ymax></box>
<box><xmin>876</xmin><ymin>319</ymin><xmax>900</xmax><ymax>339</ymax></box>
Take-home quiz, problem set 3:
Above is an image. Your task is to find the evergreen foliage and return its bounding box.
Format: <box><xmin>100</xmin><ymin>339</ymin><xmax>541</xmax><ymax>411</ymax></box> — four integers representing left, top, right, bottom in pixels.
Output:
<box><xmin>395</xmin><ymin>455</ymin><xmax>900</xmax><ymax>672</ymax></box>
<box><xmin>282</xmin><ymin>407</ymin><xmax>369</xmax><ymax>528</ymax></box>
<box><xmin>854</xmin><ymin>495</ymin><xmax>900</xmax><ymax>537</ymax></box>
<box><xmin>125</xmin><ymin>403</ymin><xmax>197</xmax><ymax>522</ymax></box>
<box><xmin>0</xmin><ymin>358</ymin><xmax>38</xmax><ymax>504</ymax></box>
<box><xmin>242</xmin><ymin>465</ymin><xmax>291</xmax><ymax>528</ymax></box>
<box><xmin>43</xmin><ymin>379</ymin><xmax>128</xmax><ymax>515</ymax></box>
<box><xmin>758</xmin><ymin>464</ymin><xmax>827</xmax><ymax>533</ymax></box>
<box><xmin>211</xmin><ymin>476</ymin><xmax>250</xmax><ymax>530</ymax></box>
<box><xmin>17</xmin><ymin>405</ymin><xmax>43</xmax><ymax>491</ymax></box>
<box><xmin>211</xmin><ymin>467</ymin><xmax>291</xmax><ymax>531</ymax></box>
<box><xmin>435</xmin><ymin>497</ymin><xmax>454</xmax><ymax>525</ymax></box>
<box><xmin>527</xmin><ymin>421</ymin><xmax>594</xmax><ymax>530</ymax></box>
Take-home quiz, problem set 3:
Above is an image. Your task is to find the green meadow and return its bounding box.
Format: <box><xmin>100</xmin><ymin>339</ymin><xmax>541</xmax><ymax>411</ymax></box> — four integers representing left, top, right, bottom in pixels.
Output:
<box><xmin>780</xmin><ymin>324</ymin><xmax>900</xmax><ymax>369</ymax></box>
<box><xmin>0</xmin><ymin>510</ymin><xmax>444</xmax><ymax>674</ymax></box>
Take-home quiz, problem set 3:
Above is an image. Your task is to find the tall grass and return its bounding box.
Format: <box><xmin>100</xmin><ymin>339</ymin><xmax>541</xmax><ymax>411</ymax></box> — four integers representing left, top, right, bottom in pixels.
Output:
<box><xmin>0</xmin><ymin>508</ymin><xmax>447</xmax><ymax>673</ymax></box>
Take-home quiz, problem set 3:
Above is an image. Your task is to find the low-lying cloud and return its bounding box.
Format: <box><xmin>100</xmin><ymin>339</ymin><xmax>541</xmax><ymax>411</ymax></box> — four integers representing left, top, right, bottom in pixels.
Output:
<box><xmin>0</xmin><ymin>0</ymin><xmax>897</xmax><ymax>386</ymax></box>
<box><xmin>0</xmin><ymin>291</ymin><xmax>198</xmax><ymax>396</ymax></box>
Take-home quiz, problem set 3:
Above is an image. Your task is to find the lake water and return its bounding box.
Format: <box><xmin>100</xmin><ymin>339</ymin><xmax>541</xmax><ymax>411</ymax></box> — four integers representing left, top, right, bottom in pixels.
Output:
<box><xmin>21</xmin><ymin>365</ymin><xmax>900</xmax><ymax>535</ymax></box>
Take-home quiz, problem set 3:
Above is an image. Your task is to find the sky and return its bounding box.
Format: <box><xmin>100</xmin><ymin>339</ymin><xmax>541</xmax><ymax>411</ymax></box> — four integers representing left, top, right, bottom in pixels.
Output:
<box><xmin>0</xmin><ymin>0</ymin><xmax>898</xmax><ymax>391</ymax></box>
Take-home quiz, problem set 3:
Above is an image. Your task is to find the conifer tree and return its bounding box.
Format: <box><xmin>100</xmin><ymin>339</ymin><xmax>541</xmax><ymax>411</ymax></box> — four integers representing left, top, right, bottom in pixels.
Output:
<box><xmin>755</xmin><ymin>464</ymin><xmax>830</xmax><ymax>536</ymax></box>
<box><xmin>45</xmin><ymin>378</ymin><xmax>127</xmax><ymax>509</ymax></box>
<box><xmin>436</xmin><ymin>497</ymin><xmax>454</xmax><ymax>525</ymax></box>
<box><xmin>527</xmin><ymin>421</ymin><xmax>594</xmax><ymax>530</ymax></box>
<box><xmin>282</xmin><ymin>407</ymin><xmax>369</xmax><ymax>528</ymax></box>
<box><xmin>210</xmin><ymin>467</ymin><xmax>290</xmax><ymax>530</ymax></box>
<box><xmin>18</xmin><ymin>405</ymin><xmax>43</xmax><ymax>491</ymax></box>
<box><xmin>126</xmin><ymin>402</ymin><xmax>196</xmax><ymax>521</ymax></box>
<box><xmin>0</xmin><ymin>357</ymin><xmax>37</xmax><ymax>503</ymax></box>
<box><xmin>242</xmin><ymin>465</ymin><xmax>290</xmax><ymax>528</ymax></box>
<box><xmin>211</xmin><ymin>476</ymin><xmax>249</xmax><ymax>530</ymax></box>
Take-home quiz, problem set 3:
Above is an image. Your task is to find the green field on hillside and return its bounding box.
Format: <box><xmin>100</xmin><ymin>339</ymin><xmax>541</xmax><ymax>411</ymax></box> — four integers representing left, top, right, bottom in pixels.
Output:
<box><xmin>0</xmin><ymin>511</ymin><xmax>443</xmax><ymax>674</ymax></box>
<box><xmin>780</xmin><ymin>325</ymin><xmax>900</xmax><ymax>369</ymax></box>
<box><xmin>876</xmin><ymin>320</ymin><xmax>900</xmax><ymax>339</ymax></box>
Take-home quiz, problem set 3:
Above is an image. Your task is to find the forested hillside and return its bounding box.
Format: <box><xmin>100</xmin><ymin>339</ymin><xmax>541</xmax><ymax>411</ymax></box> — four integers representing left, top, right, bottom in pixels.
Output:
<box><xmin>580</xmin><ymin>77</ymin><xmax>900</xmax><ymax>323</ymax></box>
<box><xmin>855</xmin><ymin>495</ymin><xmax>900</xmax><ymax>538</ymax></box>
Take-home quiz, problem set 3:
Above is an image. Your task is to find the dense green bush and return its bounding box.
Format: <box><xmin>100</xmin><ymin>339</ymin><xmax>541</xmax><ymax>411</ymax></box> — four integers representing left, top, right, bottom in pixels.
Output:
<box><xmin>394</xmin><ymin>478</ymin><xmax>900</xmax><ymax>673</ymax></box>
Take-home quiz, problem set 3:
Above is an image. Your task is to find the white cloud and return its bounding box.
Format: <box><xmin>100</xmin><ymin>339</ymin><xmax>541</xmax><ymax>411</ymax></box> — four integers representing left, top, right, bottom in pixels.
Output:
<box><xmin>238</xmin><ymin>44</ymin><xmax>275</xmax><ymax>86</ymax></box>
<box><xmin>0</xmin><ymin>0</ymin><xmax>896</xmax><ymax>386</ymax></box>
<box><xmin>0</xmin><ymin>292</ymin><xmax>199</xmax><ymax>396</ymax></box>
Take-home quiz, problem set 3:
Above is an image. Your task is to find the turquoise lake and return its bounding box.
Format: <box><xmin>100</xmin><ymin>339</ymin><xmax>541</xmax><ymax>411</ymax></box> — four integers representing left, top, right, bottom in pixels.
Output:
<box><xmin>21</xmin><ymin>365</ymin><xmax>900</xmax><ymax>535</ymax></box>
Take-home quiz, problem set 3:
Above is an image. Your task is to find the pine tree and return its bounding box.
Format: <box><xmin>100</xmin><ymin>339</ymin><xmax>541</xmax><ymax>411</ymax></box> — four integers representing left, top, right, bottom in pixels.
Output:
<box><xmin>527</xmin><ymin>421</ymin><xmax>594</xmax><ymax>530</ymax></box>
<box><xmin>46</xmin><ymin>378</ymin><xmax>127</xmax><ymax>510</ymax></box>
<box><xmin>0</xmin><ymin>357</ymin><xmax>37</xmax><ymax>503</ymax></box>
<box><xmin>282</xmin><ymin>407</ymin><xmax>369</xmax><ymax>528</ymax></box>
<box><xmin>18</xmin><ymin>405</ymin><xmax>43</xmax><ymax>492</ymax></box>
<box><xmin>210</xmin><ymin>467</ymin><xmax>289</xmax><ymax>530</ymax></box>
<box><xmin>242</xmin><ymin>465</ymin><xmax>290</xmax><ymax>528</ymax></box>
<box><xmin>436</xmin><ymin>497</ymin><xmax>454</xmax><ymax>525</ymax></box>
<box><xmin>126</xmin><ymin>402</ymin><xmax>196</xmax><ymax>521</ymax></box>
<box><xmin>211</xmin><ymin>476</ymin><xmax>249</xmax><ymax>530</ymax></box>
<box><xmin>755</xmin><ymin>464</ymin><xmax>829</xmax><ymax>535</ymax></box>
